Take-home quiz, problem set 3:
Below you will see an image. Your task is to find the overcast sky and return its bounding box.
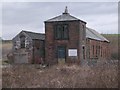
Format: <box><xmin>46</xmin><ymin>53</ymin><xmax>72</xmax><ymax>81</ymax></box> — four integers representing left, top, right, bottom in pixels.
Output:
<box><xmin>2</xmin><ymin>2</ymin><xmax>118</xmax><ymax>40</ymax></box>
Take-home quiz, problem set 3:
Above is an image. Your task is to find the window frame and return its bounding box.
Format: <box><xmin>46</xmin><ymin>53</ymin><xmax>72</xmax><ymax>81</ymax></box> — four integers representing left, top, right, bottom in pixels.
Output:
<box><xmin>54</xmin><ymin>24</ymin><xmax>69</xmax><ymax>40</ymax></box>
<box><xmin>20</xmin><ymin>34</ymin><xmax>25</xmax><ymax>48</ymax></box>
<box><xmin>93</xmin><ymin>45</ymin><xmax>94</xmax><ymax>58</ymax></box>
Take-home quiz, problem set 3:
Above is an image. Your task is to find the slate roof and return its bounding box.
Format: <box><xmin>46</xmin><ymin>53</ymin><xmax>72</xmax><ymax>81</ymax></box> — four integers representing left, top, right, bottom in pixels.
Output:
<box><xmin>86</xmin><ymin>27</ymin><xmax>109</xmax><ymax>42</ymax></box>
<box><xmin>45</xmin><ymin>7</ymin><xmax>86</xmax><ymax>23</ymax></box>
<box><xmin>45</xmin><ymin>13</ymin><xmax>80</xmax><ymax>22</ymax></box>
<box><xmin>23</xmin><ymin>31</ymin><xmax>45</xmax><ymax>40</ymax></box>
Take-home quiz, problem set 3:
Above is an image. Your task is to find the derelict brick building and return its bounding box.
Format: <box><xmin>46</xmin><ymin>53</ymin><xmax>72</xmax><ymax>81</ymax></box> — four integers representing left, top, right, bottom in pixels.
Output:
<box><xmin>12</xmin><ymin>7</ymin><xmax>110</xmax><ymax>64</ymax></box>
<box><xmin>44</xmin><ymin>7</ymin><xmax>110</xmax><ymax>65</ymax></box>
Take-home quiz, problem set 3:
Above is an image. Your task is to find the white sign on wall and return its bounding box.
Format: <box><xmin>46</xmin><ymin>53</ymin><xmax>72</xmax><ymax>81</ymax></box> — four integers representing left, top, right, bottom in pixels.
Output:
<box><xmin>68</xmin><ymin>49</ymin><xmax>77</xmax><ymax>56</ymax></box>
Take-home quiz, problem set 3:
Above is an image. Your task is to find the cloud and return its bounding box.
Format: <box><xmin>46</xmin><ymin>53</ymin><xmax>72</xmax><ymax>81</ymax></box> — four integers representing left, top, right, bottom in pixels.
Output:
<box><xmin>2</xmin><ymin>2</ymin><xmax>118</xmax><ymax>40</ymax></box>
<box><xmin>1</xmin><ymin>0</ymin><xmax>119</xmax><ymax>2</ymax></box>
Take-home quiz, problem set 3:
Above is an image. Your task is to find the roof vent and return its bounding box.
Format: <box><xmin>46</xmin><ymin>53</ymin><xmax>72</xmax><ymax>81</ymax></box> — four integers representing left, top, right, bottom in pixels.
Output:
<box><xmin>63</xmin><ymin>6</ymin><xmax>69</xmax><ymax>14</ymax></box>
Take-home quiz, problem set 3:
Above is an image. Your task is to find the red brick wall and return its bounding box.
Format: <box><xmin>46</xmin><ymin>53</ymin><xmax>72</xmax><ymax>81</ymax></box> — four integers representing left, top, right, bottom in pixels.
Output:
<box><xmin>45</xmin><ymin>20</ymin><xmax>110</xmax><ymax>65</ymax></box>
<box><xmin>33</xmin><ymin>40</ymin><xmax>45</xmax><ymax>64</ymax></box>
<box><xmin>45</xmin><ymin>21</ymin><xmax>86</xmax><ymax>65</ymax></box>
<box><xmin>86</xmin><ymin>38</ymin><xmax>110</xmax><ymax>60</ymax></box>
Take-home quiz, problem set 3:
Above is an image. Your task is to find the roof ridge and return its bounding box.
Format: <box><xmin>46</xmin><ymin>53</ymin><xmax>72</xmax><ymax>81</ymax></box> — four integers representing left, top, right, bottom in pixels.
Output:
<box><xmin>45</xmin><ymin>14</ymin><xmax>62</xmax><ymax>21</ymax></box>
<box><xmin>86</xmin><ymin>27</ymin><xmax>109</xmax><ymax>42</ymax></box>
<box><xmin>22</xmin><ymin>30</ymin><xmax>45</xmax><ymax>35</ymax></box>
<box><xmin>89</xmin><ymin>28</ymin><xmax>109</xmax><ymax>42</ymax></box>
<box><xmin>45</xmin><ymin>13</ymin><xmax>81</xmax><ymax>22</ymax></box>
<box><xmin>68</xmin><ymin>14</ymin><xmax>80</xmax><ymax>20</ymax></box>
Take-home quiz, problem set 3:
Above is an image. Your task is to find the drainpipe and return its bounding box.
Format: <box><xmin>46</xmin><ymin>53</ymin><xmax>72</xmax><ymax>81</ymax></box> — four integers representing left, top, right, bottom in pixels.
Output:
<box><xmin>32</xmin><ymin>41</ymin><xmax>35</xmax><ymax>64</ymax></box>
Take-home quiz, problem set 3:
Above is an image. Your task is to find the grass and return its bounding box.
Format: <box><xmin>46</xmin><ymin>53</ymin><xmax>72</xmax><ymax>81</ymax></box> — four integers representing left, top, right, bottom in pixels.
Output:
<box><xmin>2</xmin><ymin>62</ymin><xmax>118</xmax><ymax>88</ymax></box>
<box><xmin>2</xmin><ymin>41</ymin><xmax>12</xmax><ymax>61</ymax></box>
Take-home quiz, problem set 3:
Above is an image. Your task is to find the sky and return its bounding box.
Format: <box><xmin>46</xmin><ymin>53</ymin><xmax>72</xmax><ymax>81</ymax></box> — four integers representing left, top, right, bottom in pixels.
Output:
<box><xmin>1</xmin><ymin>2</ymin><xmax>118</xmax><ymax>40</ymax></box>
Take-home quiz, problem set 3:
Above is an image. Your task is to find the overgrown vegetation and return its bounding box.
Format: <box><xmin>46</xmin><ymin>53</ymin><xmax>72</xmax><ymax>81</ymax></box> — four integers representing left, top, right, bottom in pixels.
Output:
<box><xmin>2</xmin><ymin>40</ymin><xmax>12</xmax><ymax>62</ymax></box>
<box><xmin>102</xmin><ymin>34</ymin><xmax>119</xmax><ymax>60</ymax></box>
<box><xmin>2</xmin><ymin>62</ymin><xmax>118</xmax><ymax>88</ymax></box>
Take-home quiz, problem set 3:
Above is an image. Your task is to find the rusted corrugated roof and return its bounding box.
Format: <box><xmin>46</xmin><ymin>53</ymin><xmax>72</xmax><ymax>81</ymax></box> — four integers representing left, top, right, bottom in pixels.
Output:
<box><xmin>86</xmin><ymin>27</ymin><xmax>109</xmax><ymax>42</ymax></box>
<box><xmin>23</xmin><ymin>31</ymin><xmax>45</xmax><ymax>40</ymax></box>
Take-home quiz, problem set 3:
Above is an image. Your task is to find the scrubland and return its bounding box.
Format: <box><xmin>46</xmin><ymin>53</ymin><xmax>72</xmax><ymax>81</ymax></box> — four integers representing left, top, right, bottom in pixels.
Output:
<box><xmin>2</xmin><ymin>61</ymin><xmax>118</xmax><ymax>88</ymax></box>
<box><xmin>1</xmin><ymin>34</ymin><xmax>119</xmax><ymax>88</ymax></box>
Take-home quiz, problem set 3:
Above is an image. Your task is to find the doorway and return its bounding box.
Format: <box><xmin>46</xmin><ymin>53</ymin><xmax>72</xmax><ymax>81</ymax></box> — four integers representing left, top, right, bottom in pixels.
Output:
<box><xmin>57</xmin><ymin>46</ymin><xmax>66</xmax><ymax>64</ymax></box>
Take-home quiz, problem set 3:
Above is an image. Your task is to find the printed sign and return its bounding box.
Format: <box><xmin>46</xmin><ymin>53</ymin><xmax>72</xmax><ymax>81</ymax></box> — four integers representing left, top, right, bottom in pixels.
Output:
<box><xmin>68</xmin><ymin>49</ymin><xmax>77</xmax><ymax>56</ymax></box>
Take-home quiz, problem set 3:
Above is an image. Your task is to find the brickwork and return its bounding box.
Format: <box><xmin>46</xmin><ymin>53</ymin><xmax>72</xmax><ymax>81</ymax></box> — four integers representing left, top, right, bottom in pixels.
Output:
<box><xmin>86</xmin><ymin>38</ymin><xmax>110</xmax><ymax>60</ymax></box>
<box><xmin>45</xmin><ymin>21</ymin><xmax>86</xmax><ymax>65</ymax></box>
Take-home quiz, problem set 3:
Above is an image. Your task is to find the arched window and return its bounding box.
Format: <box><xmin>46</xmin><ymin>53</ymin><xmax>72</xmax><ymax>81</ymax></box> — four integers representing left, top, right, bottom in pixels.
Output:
<box><xmin>20</xmin><ymin>34</ymin><xmax>25</xmax><ymax>48</ymax></box>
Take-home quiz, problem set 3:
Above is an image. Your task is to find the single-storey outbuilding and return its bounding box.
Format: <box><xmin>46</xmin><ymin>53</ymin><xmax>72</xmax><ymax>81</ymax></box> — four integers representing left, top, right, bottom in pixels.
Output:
<box><xmin>12</xmin><ymin>30</ymin><xmax>45</xmax><ymax>64</ymax></box>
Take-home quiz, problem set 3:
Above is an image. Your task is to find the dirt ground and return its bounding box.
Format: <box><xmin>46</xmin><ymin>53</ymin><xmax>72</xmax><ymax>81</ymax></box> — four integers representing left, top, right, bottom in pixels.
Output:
<box><xmin>2</xmin><ymin>61</ymin><xmax>118</xmax><ymax>88</ymax></box>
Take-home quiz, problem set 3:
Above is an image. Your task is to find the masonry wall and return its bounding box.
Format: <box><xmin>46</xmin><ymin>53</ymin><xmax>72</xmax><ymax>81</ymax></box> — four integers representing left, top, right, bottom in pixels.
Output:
<box><xmin>45</xmin><ymin>21</ymin><xmax>86</xmax><ymax>65</ymax></box>
<box><xmin>12</xmin><ymin>32</ymin><xmax>45</xmax><ymax>64</ymax></box>
<box><xmin>78</xmin><ymin>21</ymin><xmax>86</xmax><ymax>64</ymax></box>
<box><xmin>33</xmin><ymin>40</ymin><xmax>45</xmax><ymax>64</ymax></box>
<box><xmin>86</xmin><ymin>38</ymin><xmax>110</xmax><ymax>61</ymax></box>
<box><xmin>12</xmin><ymin>34</ymin><xmax>33</xmax><ymax>64</ymax></box>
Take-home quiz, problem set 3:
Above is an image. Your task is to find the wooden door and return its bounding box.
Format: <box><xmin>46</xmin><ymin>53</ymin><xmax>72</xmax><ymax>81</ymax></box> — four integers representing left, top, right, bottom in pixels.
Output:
<box><xmin>57</xmin><ymin>46</ymin><xmax>66</xmax><ymax>64</ymax></box>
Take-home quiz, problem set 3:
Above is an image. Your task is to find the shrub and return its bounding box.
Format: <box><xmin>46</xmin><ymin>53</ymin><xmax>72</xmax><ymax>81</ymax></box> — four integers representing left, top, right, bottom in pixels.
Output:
<box><xmin>111</xmin><ymin>52</ymin><xmax>118</xmax><ymax>60</ymax></box>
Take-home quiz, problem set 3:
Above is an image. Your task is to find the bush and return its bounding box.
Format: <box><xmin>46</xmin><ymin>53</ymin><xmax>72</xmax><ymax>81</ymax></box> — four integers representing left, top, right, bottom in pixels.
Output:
<box><xmin>2</xmin><ymin>62</ymin><xmax>118</xmax><ymax>88</ymax></box>
<box><xmin>111</xmin><ymin>52</ymin><xmax>118</xmax><ymax>60</ymax></box>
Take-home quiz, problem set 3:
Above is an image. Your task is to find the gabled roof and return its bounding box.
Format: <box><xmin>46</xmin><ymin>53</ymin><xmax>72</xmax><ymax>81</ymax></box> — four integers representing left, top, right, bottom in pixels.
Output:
<box><xmin>86</xmin><ymin>27</ymin><xmax>109</xmax><ymax>42</ymax></box>
<box><xmin>45</xmin><ymin>6</ymin><xmax>86</xmax><ymax>23</ymax></box>
<box><xmin>22</xmin><ymin>30</ymin><xmax>45</xmax><ymax>40</ymax></box>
